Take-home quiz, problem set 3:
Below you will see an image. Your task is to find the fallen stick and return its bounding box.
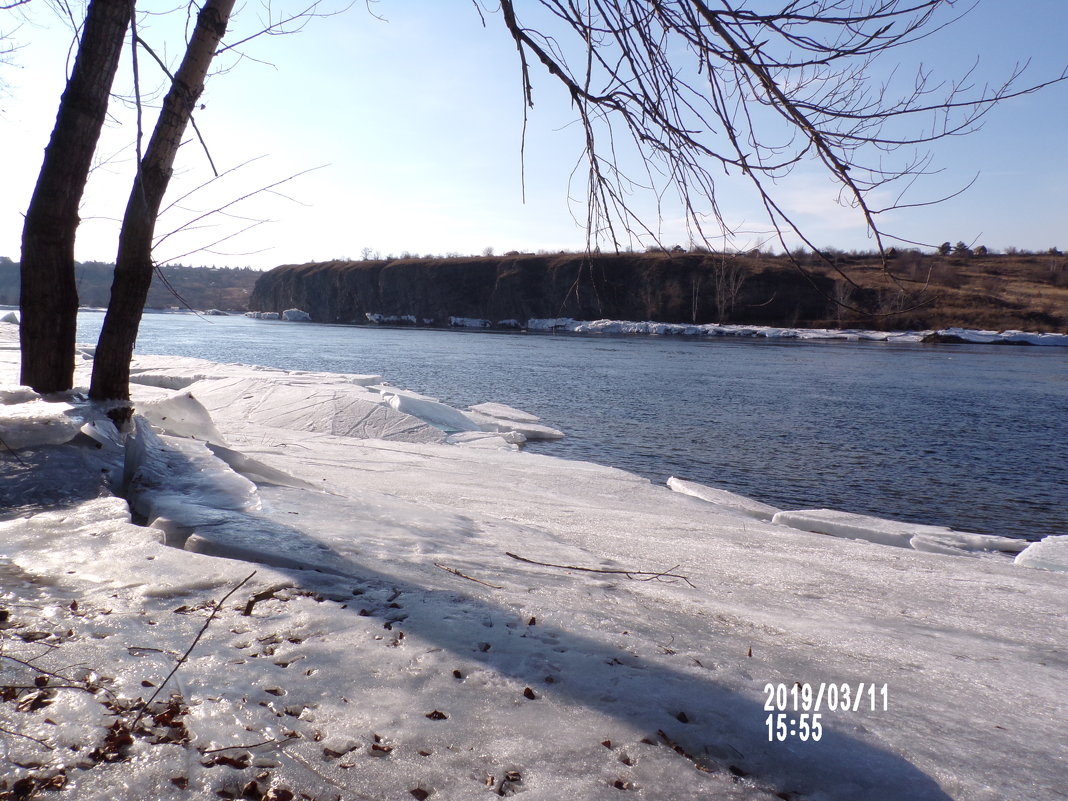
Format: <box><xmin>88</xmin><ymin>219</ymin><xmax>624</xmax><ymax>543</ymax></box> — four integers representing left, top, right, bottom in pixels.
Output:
<box><xmin>434</xmin><ymin>562</ymin><xmax>503</xmax><ymax>589</ymax></box>
<box><xmin>504</xmin><ymin>552</ymin><xmax>695</xmax><ymax>588</ymax></box>
<box><xmin>132</xmin><ymin>571</ymin><xmax>256</xmax><ymax>730</ymax></box>
<box><xmin>242</xmin><ymin>582</ymin><xmax>294</xmax><ymax>616</ymax></box>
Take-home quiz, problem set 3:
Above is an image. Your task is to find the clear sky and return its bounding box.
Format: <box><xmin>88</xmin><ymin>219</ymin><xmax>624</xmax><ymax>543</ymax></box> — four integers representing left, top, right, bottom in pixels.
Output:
<box><xmin>1</xmin><ymin>1</ymin><xmax>1066</xmax><ymax>270</ymax></box>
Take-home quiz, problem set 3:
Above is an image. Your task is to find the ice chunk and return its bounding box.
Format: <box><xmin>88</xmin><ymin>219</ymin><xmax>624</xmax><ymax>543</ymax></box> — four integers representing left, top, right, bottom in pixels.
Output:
<box><xmin>1014</xmin><ymin>535</ymin><xmax>1068</xmax><ymax>573</ymax></box>
<box><xmin>138</xmin><ymin>390</ymin><xmax>227</xmax><ymax>444</ymax></box>
<box><xmin>933</xmin><ymin>327</ymin><xmax>1068</xmax><ymax>346</ymax></box>
<box><xmin>79</xmin><ymin>419</ymin><xmax>124</xmax><ymax>451</ymax></box>
<box><xmin>0</xmin><ymin>399</ymin><xmax>84</xmax><ymax>449</ymax></box>
<box><xmin>366</xmin><ymin>312</ymin><xmax>417</xmax><ymax>325</ymax></box>
<box><xmin>463</xmin><ymin>401</ymin><xmax>564</xmax><ymax>440</ymax></box>
<box><xmin>667</xmin><ymin>476</ymin><xmax>781</xmax><ymax>521</ymax></box>
<box><xmin>468</xmin><ymin>401</ymin><xmax>542</xmax><ymax>424</ymax></box>
<box><xmin>282</xmin><ymin>308</ymin><xmax>311</xmax><ymax>321</ymax></box>
<box><xmin>383</xmin><ymin>392</ymin><xmax>482</xmax><ymax>433</ymax></box>
<box><xmin>526</xmin><ymin>317</ymin><xmax>577</xmax><ymax>331</ymax></box>
<box><xmin>447</xmin><ymin>430</ymin><xmax>524</xmax><ymax>449</ymax></box>
<box><xmin>185</xmin><ymin>376</ymin><xmax>445</xmax><ymax>443</ymax></box>
<box><xmin>123</xmin><ymin>417</ymin><xmax>259</xmax><ymax>525</ymax></box>
<box><xmin>448</xmin><ymin>316</ymin><xmax>491</xmax><ymax>328</ymax></box>
<box><xmin>0</xmin><ymin>385</ymin><xmax>39</xmax><ymax>404</ymax></box>
<box><xmin>206</xmin><ymin>442</ymin><xmax>321</xmax><ymax>489</ymax></box>
<box><xmin>772</xmin><ymin>508</ymin><xmax>1026</xmax><ymax>556</ymax></box>
<box><xmin>463</xmin><ymin>409</ymin><xmax>565</xmax><ymax>440</ymax></box>
<box><xmin>344</xmin><ymin>373</ymin><xmax>384</xmax><ymax>386</ymax></box>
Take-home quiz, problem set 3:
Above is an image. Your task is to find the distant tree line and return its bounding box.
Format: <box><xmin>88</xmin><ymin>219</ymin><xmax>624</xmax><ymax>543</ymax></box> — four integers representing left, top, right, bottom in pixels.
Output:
<box><xmin>0</xmin><ymin>258</ymin><xmax>258</xmax><ymax>311</ymax></box>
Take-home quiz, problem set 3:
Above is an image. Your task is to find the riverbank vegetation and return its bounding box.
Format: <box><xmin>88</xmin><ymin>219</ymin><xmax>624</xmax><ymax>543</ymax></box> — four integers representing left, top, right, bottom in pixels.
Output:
<box><xmin>0</xmin><ymin>258</ymin><xmax>259</xmax><ymax>312</ymax></box>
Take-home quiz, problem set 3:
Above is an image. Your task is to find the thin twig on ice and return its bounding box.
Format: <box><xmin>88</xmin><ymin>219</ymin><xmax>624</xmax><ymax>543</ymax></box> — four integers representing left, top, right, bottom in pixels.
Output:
<box><xmin>505</xmin><ymin>552</ymin><xmax>695</xmax><ymax>588</ymax></box>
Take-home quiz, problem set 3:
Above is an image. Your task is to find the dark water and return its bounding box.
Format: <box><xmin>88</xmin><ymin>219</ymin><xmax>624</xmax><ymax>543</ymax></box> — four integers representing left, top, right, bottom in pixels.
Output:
<box><xmin>77</xmin><ymin>311</ymin><xmax>1068</xmax><ymax>540</ymax></box>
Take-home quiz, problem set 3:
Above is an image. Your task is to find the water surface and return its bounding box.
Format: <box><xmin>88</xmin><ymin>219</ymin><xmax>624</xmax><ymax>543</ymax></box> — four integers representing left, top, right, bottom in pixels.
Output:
<box><xmin>77</xmin><ymin>311</ymin><xmax>1067</xmax><ymax>540</ymax></box>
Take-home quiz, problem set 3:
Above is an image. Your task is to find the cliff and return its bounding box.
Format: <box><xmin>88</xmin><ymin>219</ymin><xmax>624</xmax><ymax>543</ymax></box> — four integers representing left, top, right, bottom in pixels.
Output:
<box><xmin>248</xmin><ymin>251</ymin><xmax>1068</xmax><ymax>332</ymax></box>
<box><xmin>248</xmin><ymin>253</ymin><xmax>838</xmax><ymax>328</ymax></box>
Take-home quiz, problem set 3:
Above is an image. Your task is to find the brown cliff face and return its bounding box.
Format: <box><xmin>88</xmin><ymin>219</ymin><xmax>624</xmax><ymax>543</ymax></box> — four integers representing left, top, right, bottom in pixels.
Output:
<box><xmin>248</xmin><ymin>253</ymin><xmax>837</xmax><ymax>328</ymax></box>
<box><xmin>248</xmin><ymin>250</ymin><xmax>1068</xmax><ymax>332</ymax></box>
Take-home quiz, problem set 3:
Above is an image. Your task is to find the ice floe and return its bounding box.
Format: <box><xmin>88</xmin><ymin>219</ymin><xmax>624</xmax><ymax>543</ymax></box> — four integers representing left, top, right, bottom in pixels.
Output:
<box><xmin>771</xmin><ymin>508</ymin><xmax>1029</xmax><ymax>557</ymax></box>
<box><xmin>1014</xmin><ymin>535</ymin><xmax>1068</xmax><ymax>573</ymax></box>
<box><xmin>667</xmin><ymin>476</ymin><xmax>781</xmax><ymax>521</ymax></box>
<box><xmin>464</xmin><ymin>401</ymin><xmax>566</xmax><ymax>441</ymax></box>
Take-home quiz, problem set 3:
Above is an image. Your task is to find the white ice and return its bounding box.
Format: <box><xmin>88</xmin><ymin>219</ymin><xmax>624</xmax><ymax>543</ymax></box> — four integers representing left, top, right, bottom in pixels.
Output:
<box><xmin>667</xmin><ymin>476</ymin><xmax>782</xmax><ymax>521</ymax></box>
<box><xmin>525</xmin><ymin>317</ymin><xmax>1068</xmax><ymax>346</ymax></box>
<box><xmin>0</xmin><ymin>397</ymin><xmax>84</xmax><ymax>449</ymax></box>
<box><xmin>1014</xmin><ymin>535</ymin><xmax>1068</xmax><ymax>573</ymax></box>
<box><xmin>247</xmin><ymin>305</ymin><xmax>1068</xmax><ymax>345</ymax></box>
<box><xmin>771</xmin><ymin>508</ymin><xmax>1029</xmax><ymax>557</ymax></box>
<box><xmin>448</xmin><ymin>316</ymin><xmax>492</xmax><ymax>328</ymax></box>
<box><xmin>464</xmin><ymin>401</ymin><xmax>566</xmax><ymax>441</ymax></box>
<box><xmin>1</xmin><ymin>319</ymin><xmax>1065</xmax><ymax>801</ymax></box>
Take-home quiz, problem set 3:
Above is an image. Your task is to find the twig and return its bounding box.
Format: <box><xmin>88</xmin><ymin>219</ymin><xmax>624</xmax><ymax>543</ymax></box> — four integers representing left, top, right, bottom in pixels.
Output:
<box><xmin>434</xmin><ymin>562</ymin><xmax>503</xmax><ymax>589</ymax></box>
<box><xmin>1</xmin><ymin>644</ymin><xmax>120</xmax><ymax>704</ymax></box>
<box><xmin>657</xmin><ymin>729</ymin><xmax>713</xmax><ymax>773</ymax></box>
<box><xmin>132</xmin><ymin>571</ymin><xmax>256</xmax><ymax>729</ymax></box>
<box><xmin>504</xmin><ymin>552</ymin><xmax>696</xmax><ymax>588</ymax></box>
<box><xmin>0</xmin><ymin>723</ymin><xmax>53</xmax><ymax>750</ymax></box>
<box><xmin>242</xmin><ymin>582</ymin><xmax>293</xmax><ymax>616</ymax></box>
<box><xmin>202</xmin><ymin>735</ymin><xmax>297</xmax><ymax>753</ymax></box>
<box><xmin>0</xmin><ymin>433</ymin><xmax>27</xmax><ymax>466</ymax></box>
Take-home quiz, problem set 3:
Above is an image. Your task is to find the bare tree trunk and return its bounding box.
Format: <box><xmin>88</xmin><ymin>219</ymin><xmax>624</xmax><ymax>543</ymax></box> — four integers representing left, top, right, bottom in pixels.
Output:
<box><xmin>710</xmin><ymin>256</ymin><xmax>747</xmax><ymax>323</ymax></box>
<box><xmin>19</xmin><ymin>0</ymin><xmax>132</xmax><ymax>393</ymax></box>
<box><xmin>90</xmin><ymin>0</ymin><xmax>235</xmax><ymax>401</ymax></box>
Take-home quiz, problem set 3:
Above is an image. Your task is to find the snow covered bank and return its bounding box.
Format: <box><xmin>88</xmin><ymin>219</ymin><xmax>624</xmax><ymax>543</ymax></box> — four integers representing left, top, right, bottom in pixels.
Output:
<box><xmin>527</xmin><ymin>318</ymin><xmax>1068</xmax><ymax>346</ymax></box>
<box><xmin>1</xmin><ymin>321</ymin><xmax>1065</xmax><ymax>801</ymax></box>
<box><xmin>245</xmin><ymin>307</ymin><xmax>1068</xmax><ymax>345</ymax></box>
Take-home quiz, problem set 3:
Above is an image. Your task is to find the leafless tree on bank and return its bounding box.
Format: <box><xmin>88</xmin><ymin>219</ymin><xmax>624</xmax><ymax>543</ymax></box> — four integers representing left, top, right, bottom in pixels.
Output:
<box><xmin>709</xmin><ymin>255</ymin><xmax>747</xmax><ymax>322</ymax></box>
<box><xmin>17</xmin><ymin>1</ymin><xmax>337</xmax><ymax>397</ymax></box>
<box><xmin>18</xmin><ymin>0</ymin><xmax>132</xmax><ymax>394</ymax></box>
<box><xmin>89</xmin><ymin>0</ymin><xmax>237</xmax><ymax>401</ymax></box>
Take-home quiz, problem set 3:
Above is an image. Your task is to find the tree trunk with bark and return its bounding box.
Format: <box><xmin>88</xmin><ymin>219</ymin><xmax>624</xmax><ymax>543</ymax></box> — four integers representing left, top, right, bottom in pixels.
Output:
<box><xmin>19</xmin><ymin>0</ymin><xmax>132</xmax><ymax>393</ymax></box>
<box><xmin>90</xmin><ymin>0</ymin><xmax>235</xmax><ymax>401</ymax></box>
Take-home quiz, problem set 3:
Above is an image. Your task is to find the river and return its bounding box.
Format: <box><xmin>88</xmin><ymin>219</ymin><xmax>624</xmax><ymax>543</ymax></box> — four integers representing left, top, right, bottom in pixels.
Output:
<box><xmin>77</xmin><ymin>311</ymin><xmax>1067</xmax><ymax>541</ymax></box>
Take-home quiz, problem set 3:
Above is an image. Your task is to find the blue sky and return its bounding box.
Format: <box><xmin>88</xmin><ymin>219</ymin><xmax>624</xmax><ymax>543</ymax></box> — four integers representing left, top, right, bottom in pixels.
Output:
<box><xmin>2</xmin><ymin>1</ymin><xmax>1066</xmax><ymax>269</ymax></box>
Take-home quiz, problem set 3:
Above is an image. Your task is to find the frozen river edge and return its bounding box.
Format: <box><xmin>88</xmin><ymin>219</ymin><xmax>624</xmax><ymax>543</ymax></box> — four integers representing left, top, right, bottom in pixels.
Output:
<box><xmin>1</xmin><ymin>321</ymin><xmax>1065</xmax><ymax>801</ymax></box>
<box><xmin>247</xmin><ymin>309</ymin><xmax>1068</xmax><ymax>347</ymax></box>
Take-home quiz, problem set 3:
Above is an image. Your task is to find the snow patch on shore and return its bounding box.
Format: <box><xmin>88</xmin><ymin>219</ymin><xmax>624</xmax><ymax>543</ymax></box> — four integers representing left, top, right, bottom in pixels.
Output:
<box><xmin>526</xmin><ymin>318</ymin><xmax>1068</xmax><ymax>345</ymax></box>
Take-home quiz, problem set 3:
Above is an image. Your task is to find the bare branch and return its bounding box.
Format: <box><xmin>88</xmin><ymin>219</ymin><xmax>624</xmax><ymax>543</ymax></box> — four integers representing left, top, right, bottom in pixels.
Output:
<box><xmin>131</xmin><ymin>571</ymin><xmax>256</xmax><ymax>731</ymax></box>
<box><xmin>434</xmin><ymin>562</ymin><xmax>504</xmax><ymax>589</ymax></box>
<box><xmin>505</xmin><ymin>551</ymin><xmax>696</xmax><ymax>588</ymax></box>
<box><xmin>492</xmin><ymin>0</ymin><xmax>1068</xmax><ymax>305</ymax></box>
<box><xmin>214</xmin><ymin>1</ymin><xmax>355</xmax><ymax>57</ymax></box>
